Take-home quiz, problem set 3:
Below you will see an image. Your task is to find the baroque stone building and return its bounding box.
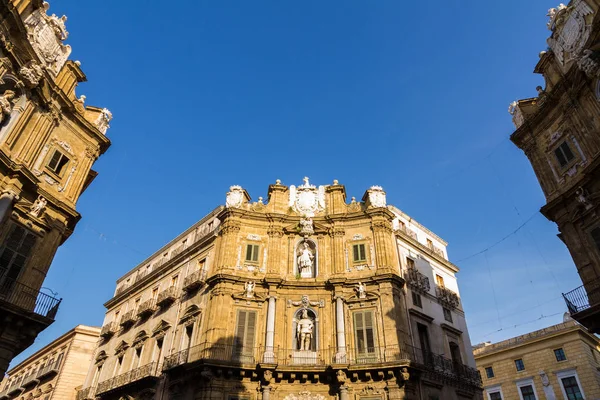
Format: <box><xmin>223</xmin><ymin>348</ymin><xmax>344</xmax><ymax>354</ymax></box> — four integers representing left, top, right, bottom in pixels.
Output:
<box><xmin>509</xmin><ymin>0</ymin><xmax>600</xmax><ymax>333</ymax></box>
<box><xmin>0</xmin><ymin>325</ymin><xmax>100</xmax><ymax>400</ymax></box>
<box><xmin>77</xmin><ymin>179</ymin><xmax>482</xmax><ymax>400</ymax></box>
<box><xmin>474</xmin><ymin>319</ymin><xmax>600</xmax><ymax>400</ymax></box>
<box><xmin>0</xmin><ymin>0</ymin><xmax>111</xmax><ymax>378</ymax></box>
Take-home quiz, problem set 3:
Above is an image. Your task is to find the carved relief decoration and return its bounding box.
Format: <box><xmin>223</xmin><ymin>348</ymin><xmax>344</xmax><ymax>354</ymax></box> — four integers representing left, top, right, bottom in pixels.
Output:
<box><xmin>289</xmin><ymin>177</ymin><xmax>325</xmax><ymax>217</ymax></box>
<box><xmin>287</xmin><ymin>295</ymin><xmax>324</xmax><ymax>308</ymax></box>
<box><xmin>19</xmin><ymin>61</ymin><xmax>44</xmax><ymax>88</ymax></box>
<box><xmin>23</xmin><ymin>2</ymin><xmax>72</xmax><ymax>76</ymax></box>
<box><xmin>93</xmin><ymin>108</ymin><xmax>112</xmax><ymax>134</ymax></box>
<box><xmin>367</xmin><ymin>186</ymin><xmax>386</xmax><ymax>208</ymax></box>
<box><xmin>508</xmin><ymin>101</ymin><xmax>525</xmax><ymax>129</ymax></box>
<box><xmin>226</xmin><ymin>185</ymin><xmax>244</xmax><ymax>208</ymax></box>
<box><xmin>547</xmin><ymin>1</ymin><xmax>594</xmax><ymax>65</ymax></box>
<box><xmin>283</xmin><ymin>391</ymin><xmax>325</xmax><ymax>400</ymax></box>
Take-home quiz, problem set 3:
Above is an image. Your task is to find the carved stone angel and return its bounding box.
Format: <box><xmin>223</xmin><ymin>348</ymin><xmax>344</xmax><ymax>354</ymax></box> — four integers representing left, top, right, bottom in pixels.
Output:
<box><xmin>0</xmin><ymin>90</ymin><xmax>15</xmax><ymax>124</ymax></box>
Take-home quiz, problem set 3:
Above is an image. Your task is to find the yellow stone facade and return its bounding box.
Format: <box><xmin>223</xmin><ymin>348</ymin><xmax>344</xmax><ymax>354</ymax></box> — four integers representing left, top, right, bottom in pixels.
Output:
<box><xmin>0</xmin><ymin>0</ymin><xmax>111</xmax><ymax>378</ymax></box>
<box><xmin>79</xmin><ymin>179</ymin><xmax>482</xmax><ymax>400</ymax></box>
<box><xmin>474</xmin><ymin>320</ymin><xmax>600</xmax><ymax>400</ymax></box>
<box><xmin>0</xmin><ymin>325</ymin><xmax>101</xmax><ymax>400</ymax></box>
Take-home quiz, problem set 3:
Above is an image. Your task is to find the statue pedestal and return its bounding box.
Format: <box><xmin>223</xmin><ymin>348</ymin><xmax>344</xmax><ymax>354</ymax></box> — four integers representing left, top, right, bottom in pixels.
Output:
<box><xmin>300</xmin><ymin>270</ymin><xmax>313</xmax><ymax>278</ymax></box>
<box><xmin>292</xmin><ymin>350</ymin><xmax>317</xmax><ymax>365</ymax></box>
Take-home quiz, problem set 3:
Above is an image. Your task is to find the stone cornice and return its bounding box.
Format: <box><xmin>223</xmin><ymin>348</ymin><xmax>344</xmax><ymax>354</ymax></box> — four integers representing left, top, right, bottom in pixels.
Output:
<box><xmin>408</xmin><ymin>308</ymin><xmax>434</xmax><ymax>323</ymax></box>
<box><xmin>440</xmin><ymin>323</ymin><xmax>463</xmax><ymax>336</ymax></box>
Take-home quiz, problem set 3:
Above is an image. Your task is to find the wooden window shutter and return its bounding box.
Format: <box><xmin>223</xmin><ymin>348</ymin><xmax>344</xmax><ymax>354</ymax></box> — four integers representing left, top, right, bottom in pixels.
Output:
<box><xmin>0</xmin><ymin>224</ymin><xmax>37</xmax><ymax>281</ymax></box>
<box><xmin>235</xmin><ymin>310</ymin><xmax>257</xmax><ymax>350</ymax></box>
<box><xmin>354</xmin><ymin>311</ymin><xmax>376</xmax><ymax>354</ymax></box>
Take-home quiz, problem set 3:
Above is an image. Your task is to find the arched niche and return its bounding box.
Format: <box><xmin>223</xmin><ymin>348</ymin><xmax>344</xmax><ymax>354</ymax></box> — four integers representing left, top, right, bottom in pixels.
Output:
<box><xmin>294</xmin><ymin>238</ymin><xmax>317</xmax><ymax>278</ymax></box>
<box><xmin>291</xmin><ymin>307</ymin><xmax>318</xmax><ymax>351</ymax></box>
<box><xmin>0</xmin><ymin>74</ymin><xmax>28</xmax><ymax>143</ymax></box>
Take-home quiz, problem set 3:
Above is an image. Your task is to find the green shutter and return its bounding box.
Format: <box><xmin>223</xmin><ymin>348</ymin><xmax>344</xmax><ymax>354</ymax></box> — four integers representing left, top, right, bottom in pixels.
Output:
<box><xmin>252</xmin><ymin>245</ymin><xmax>259</xmax><ymax>262</ymax></box>
<box><xmin>235</xmin><ymin>310</ymin><xmax>247</xmax><ymax>348</ymax></box>
<box><xmin>359</xmin><ymin>244</ymin><xmax>366</xmax><ymax>261</ymax></box>
<box><xmin>235</xmin><ymin>310</ymin><xmax>257</xmax><ymax>350</ymax></box>
<box><xmin>354</xmin><ymin>312</ymin><xmax>364</xmax><ymax>352</ymax></box>
<box><xmin>48</xmin><ymin>151</ymin><xmax>61</xmax><ymax>170</ymax></box>
<box><xmin>353</xmin><ymin>245</ymin><xmax>359</xmax><ymax>262</ymax></box>
<box><xmin>245</xmin><ymin>311</ymin><xmax>256</xmax><ymax>348</ymax></box>
<box><xmin>245</xmin><ymin>245</ymin><xmax>253</xmax><ymax>262</ymax></box>
<box><xmin>364</xmin><ymin>311</ymin><xmax>375</xmax><ymax>350</ymax></box>
<box><xmin>0</xmin><ymin>224</ymin><xmax>37</xmax><ymax>282</ymax></box>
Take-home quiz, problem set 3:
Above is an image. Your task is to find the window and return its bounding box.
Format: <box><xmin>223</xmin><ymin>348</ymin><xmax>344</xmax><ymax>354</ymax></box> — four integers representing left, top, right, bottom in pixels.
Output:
<box><xmin>554</xmin><ymin>348</ymin><xmax>566</xmax><ymax>362</ymax></box>
<box><xmin>170</xmin><ymin>275</ymin><xmax>178</xmax><ymax>287</ymax></box>
<box><xmin>245</xmin><ymin>244</ymin><xmax>259</xmax><ymax>263</ymax></box>
<box><xmin>489</xmin><ymin>393</ymin><xmax>502</xmax><ymax>400</ymax></box>
<box><xmin>443</xmin><ymin>307</ymin><xmax>453</xmax><ymax>322</ymax></box>
<box><xmin>515</xmin><ymin>358</ymin><xmax>525</xmax><ymax>371</ymax></box>
<box><xmin>417</xmin><ymin>323</ymin><xmax>431</xmax><ymax>360</ymax></box>
<box><xmin>435</xmin><ymin>275</ymin><xmax>445</xmax><ymax>287</ymax></box>
<box><xmin>353</xmin><ymin>244</ymin><xmax>367</xmax><ymax>262</ymax></box>
<box><xmin>411</xmin><ymin>291</ymin><xmax>422</xmax><ymax>308</ymax></box>
<box><xmin>449</xmin><ymin>341</ymin><xmax>462</xmax><ymax>365</ymax></box>
<box><xmin>354</xmin><ymin>310</ymin><xmax>376</xmax><ymax>355</ymax></box>
<box><xmin>47</xmin><ymin>150</ymin><xmax>70</xmax><ymax>176</ymax></box>
<box><xmin>406</xmin><ymin>257</ymin><xmax>415</xmax><ymax>269</ymax></box>
<box><xmin>0</xmin><ymin>224</ymin><xmax>37</xmax><ymax>285</ymax></box>
<box><xmin>561</xmin><ymin>376</ymin><xmax>584</xmax><ymax>400</ymax></box>
<box><xmin>519</xmin><ymin>385</ymin><xmax>536</xmax><ymax>400</ymax></box>
<box><xmin>554</xmin><ymin>140</ymin><xmax>575</xmax><ymax>167</ymax></box>
<box><xmin>485</xmin><ymin>366</ymin><xmax>494</xmax><ymax>379</ymax></box>
<box><xmin>234</xmin><ymin>310</ymin><xmax>257</xmax><ymax>351</ymax></box>
<box><xmin>152</xmin><ymin>287</ymin><xmax>159</xmax><ymax>300</ymax></box>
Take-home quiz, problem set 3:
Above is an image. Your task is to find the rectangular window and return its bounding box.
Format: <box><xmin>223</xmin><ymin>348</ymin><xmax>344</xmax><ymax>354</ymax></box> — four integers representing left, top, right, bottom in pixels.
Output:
<box><xmin>519</xmin><ymin>385</ymin><xmax>536</xmax><ymax>400</ymax></box>
<box><xmin>0</xmin><ymin>224</ymin><xmax>37</xmax><ymax>285</ymax></box>
<box><xmin>417</xmin><ymin>323</ymin><xmax>431</xmax><ymax>361</ymax></box>
<box><xmin>489</xmin><ymin>392</ymin><xmax>502</xmax><ymax>400</ymax></box>
<box><xmin>353</xmin><ymin>244</ymin><xmax>367</xmax><ymax>262</ymax></box>
<box><xmin>171</xmin><ymin>275</ymin><xmax>178</xmax><ymax>287</ymax></box>
<box><xmin>411</xmin><ymin>291</ymin><xmax>422</xmax><ymax>308</ymax></box>
<box><xmin>554</xmin><ymin>141</ymin><xmax>575</xmax><ymax>167</ymax></box>
<box><xmin>554</xmin><ymin>348</ymin><xmax>566</xmax><ymax>362</ymax></box>
<box><xmin>443</xmin><ymin>307</ymin><xmax>453</xmax><ymax>322</ymax></box>
<box><xmin>435</xmin><ymin>275</ymin><xmax>445</xmax><ymax>287</ymax></box>
<box><xmin>406</xmin><ymin>257</ymin><xmax>415</xmax><ymax>269</ymax></box>
<box><xmin>353</xmin><ymin>310</ymin><xmax>376</xmax><ymax>355</ymax></box>
<box><xmin>47</xmin><ymin>150</ymin><xmax>70</xmax><ymax>176</ymax></box>
<box><xmin>515</xmin><ymin>358</ymin><xmax>525</xmax><ymax>371</ymax></box>
<box><xmin>561</xmin><ymin>376</ymin><xmax>583</xmax><ymax>400</ymax></box>
<box><xmin>485</xmin><ymin>366</ymin><xmax>494</xmax><ymax>379</ymax></box>
<box><xmin>234</xmin><ymin>309</ymin><xmax>257</xmax><ymax>351</ymax></box>
<box><xmin>245</xmin><ymin>244</ymin><xmax>259</xmax><ymax>263</ymax></box>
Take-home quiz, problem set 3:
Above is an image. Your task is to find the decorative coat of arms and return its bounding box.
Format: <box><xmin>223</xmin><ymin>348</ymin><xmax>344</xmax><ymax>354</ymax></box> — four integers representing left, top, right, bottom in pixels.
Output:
<box><xmin>547</xmin><ymin>1</ymin><xmax>594</xmax><ymax>65</ymax></box>
<box><xmin>23</xmin><ymin>2</ymin><xmax>72</xmax><ymax>76</ymax></box>
<box><xmin>367</xmin><ymin>186</ymin><xmax>386</xmax><ymax>208</ymax></box>
<box><xmin>225</xmin><ymin>185</ymin><xmax>244</xmax><ymax>208</ymax></box>
<box><xmin>288</xmin><ymin>177</ymin><xmax>325</xmax><ymax>217</ymax></box>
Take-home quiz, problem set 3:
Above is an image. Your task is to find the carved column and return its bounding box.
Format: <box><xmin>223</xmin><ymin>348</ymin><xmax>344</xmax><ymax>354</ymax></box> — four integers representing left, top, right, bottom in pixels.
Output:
<box><xmin>216</xmin><ymin>219</ymin><xmax>240</xmax><ymax>270</ymax></box>
<box><xmin>339</xmin><ymin>386</ymin><xmax>349</xmax><ymax>400</ymax></box>
<box><xmin>262</xmin><ymin>386</ymin><xmax>271</xmax><ymax>400</ymax></box>
<box><xmin>335</xmin><ymin>296</ymin><xmax>347</xmax><ymax>361</ymax></box>
<box><xmin>264</xmin><ymin>296</ymin><xmax>276</xmax><ymax>362</ymax></box>
<box><xmin>331</xmin><ymin>227</ymin><xmax>345</xmax><ymax>274</ymax></box>
<box><xmin>0</xmin><ymin>190</ymin><xmax>18</xmax><ymax>227</ymax></box>
<box><xmin>371</xmin><ymin>219</ymin><xmax>394</xmax><ymax>269</ymax></box>
<box><xmin>267</xmin><ymin>226</ymin><xmax>284</xmax><ymax>274</ymax></box>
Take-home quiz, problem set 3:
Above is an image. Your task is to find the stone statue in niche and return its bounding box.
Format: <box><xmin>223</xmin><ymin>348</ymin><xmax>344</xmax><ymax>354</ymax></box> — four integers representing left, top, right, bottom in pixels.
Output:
<box><xmin>356</xmin><ymin>282</ymin><xmax>367</xmax><ymax>299</ymax></box>
<box><xmin>244</xmin><ymin>281</ymin><xmax>255</xmax><ymax>298</ymax></box>
<box><xmin>0</xmin><ymin>90</ymin><xmax>15</xmax><ymax>124</ymax></box>
<box><xmin>30</xmin><ymin>196</ymin><xmax>47</xmax><ymax>217</ymax></box>
<box><xmin>297</xmin><ymin>240</ymin><xmax>315</xmax><ymax>278</ymax></box>
<box><xmin>296</xmin><ymin>309</ymin><xmax>314</xmax><ymax>351</ymax></box>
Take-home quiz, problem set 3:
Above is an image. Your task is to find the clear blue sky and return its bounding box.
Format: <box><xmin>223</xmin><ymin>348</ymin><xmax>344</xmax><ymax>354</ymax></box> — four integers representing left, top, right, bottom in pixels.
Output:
<box><xmin>13</xmin><ymin>0</ymin><xmax>580</xmax><ymax>365</ymax></box>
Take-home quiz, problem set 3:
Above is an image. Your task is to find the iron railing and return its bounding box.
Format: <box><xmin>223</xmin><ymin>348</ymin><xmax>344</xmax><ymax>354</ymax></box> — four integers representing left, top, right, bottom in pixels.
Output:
<box><xmin>330</xmin><ymin>345</ymin><xmax>411</xmax><ymax>365</ymax></box>
<box><xmin>0</xmin><ymin>277</ymin><xmax>61</xmax><ymax>319</ymax></box>
<box><xmin>76</xmin><ymin>386</ymin><xmax>96</xmax><ymax>400</ymax></box>
<box><xmin>405</xmin><ymin>344</ymin><xmax>481</xmax><ymax>386</ymax></box>
<box><xmin>435</xmin><ymin>285</ymin><xmax>460</xmax><ymax>309</ymax></box>
<box><xmin>563</xmin><ymin>276</ymin><xmax>600</xmax><ymax>314</ymax></box>
<box><xmin>36</xmin><ymin>359</ymin><xmax>61</xmax><ymax>379</ymax></box>
<box><xmin>96</xmin><ymin>362</ymin><xmax>159</xmax><ymax>395</ymax></box>
<box><xmin>188</xmin><ymin>342</ymin><xmax>256</xmax><ymax>365</ymax></box>
<box><xmin>405</xmin><ymin>268</ymin><xmax>430</xmax><ymax>293</ymax></box>
<box><xmin>163</xmin><ymin>349</ymin><xmax>189</xmax><ymax>370</ymax></box>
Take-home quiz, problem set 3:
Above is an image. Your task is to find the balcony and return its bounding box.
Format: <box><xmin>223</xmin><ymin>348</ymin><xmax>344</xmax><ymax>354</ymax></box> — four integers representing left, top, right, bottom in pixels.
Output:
<box><xmin>5</xmin><ymin>382</ymin><xmax>23</xmax><ymax>396</ymax></box>
<box><xmin>188</xmin><ymin>342</ymin><xmax>257</xmax><ymax>366</ymax></box>
<box><xmin>163</xmin><ymin>349</ymin><xmax>189</xmax><ymax>370</ymax></box>
<box><xmin>20</xmin><ymin>371</ymin><xmax>39</xmax><ymax>387</ymax></box>
<box><xmin>136</xmin><ymin>299</ymin><xmax>155</xmax><ymax>318</ymax></box>
<box><xmin>0</xmin><ymin>277</ymin><xmax>61</xmax><ymax>320</ymax></box>
<box><xmin>100</xmin><ymin>322</ymin><xmax>117</xmax><ymax>338</ymax></box>
<box><xmin>156</xmin><ymin>287</ymin><xmax>177</xmax><ymax>308</ymax></box>
<box><xmin>96</xmin><ymin>362</ymin><xmax>159</xmax><ymax>396</ymax></box>
<box><xmin>405</xmin><ymin>344</ymin><xmax>481</xmax><ymax>387</ymax></box>
<box><xmin>0</xmin><ymin>389</ymin><xmax>8</xmax><ymax>399</ymax></box>
<box><xmin>405</xmin><ymin>268</ymin><xmax>430</xmax><ymax>293</ymax></box>
<box><xmin>76</xmin><ymin>387</ymin><xmax>96</xmax><ymax>400</ymax></box>
<box><xmin>183</xmin><ymin>270</ymin><xmax>204</xmax><ymax>292</ymax></box>
<box><xmin>563</xmin><ymin>276</ymin><xmax>600</xmax><ymax>333</ymax></box>
<box><xmin>330</xmin><ymin>345</ymin><xmax>410</xmax><ymax>366</ymax></box>
<box><xmin>436</xmin><ymin>285</ymin><xmax>460</xmax><ymax>309</ymax></box>
<box><xmin>396</xmin><ymin>225</ymin><xmax>418</xmax><ymax>241</ymax></box>
<box><xmin>36</xmin><ymin>359</ymin><xmax>61</xmax><ymax>379</ymax></box>
<box><xmin>119</xmin><ymin>309</ymin><xmax>136</xmax><ymax>328</ymax></box>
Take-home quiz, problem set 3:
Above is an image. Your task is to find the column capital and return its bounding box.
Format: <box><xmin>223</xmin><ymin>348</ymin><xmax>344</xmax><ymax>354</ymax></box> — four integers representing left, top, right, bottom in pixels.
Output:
<box><xmin>0</xmin><ymin>189</ymin><xmax>19</xmax><ymax>201</ymax></box>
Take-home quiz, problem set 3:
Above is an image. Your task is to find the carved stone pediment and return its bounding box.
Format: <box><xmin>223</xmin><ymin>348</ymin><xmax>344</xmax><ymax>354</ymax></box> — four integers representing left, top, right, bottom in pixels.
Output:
<box><xmin>114</xmin><ymin>341</ymin><xmax>129</xmax><ymax>357</ymax></box>
<box><xmin>180</xmin><ymin>305</ymin><xmax>201</xmax><ymax>325</ymax></box>
<box><xmin>152</xmin><ymin>320</ymin><xmax>171</xmax><ymax>338</ymax></box>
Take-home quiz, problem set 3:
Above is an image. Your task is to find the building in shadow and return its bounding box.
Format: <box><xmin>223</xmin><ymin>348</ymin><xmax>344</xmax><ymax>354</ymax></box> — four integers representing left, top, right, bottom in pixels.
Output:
<box><xmin>0</xmin><ymin>0</ymin><xmax>112</xmax><ymax>377</ymax></box>
<box><xmin>77</xmin><ymin>179</ymin><xmax>482</xmax><ymax>400</ymax></box>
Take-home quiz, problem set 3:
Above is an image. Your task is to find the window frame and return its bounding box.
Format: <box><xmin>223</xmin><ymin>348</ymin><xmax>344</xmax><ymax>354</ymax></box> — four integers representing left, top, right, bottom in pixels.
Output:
<box><xmin>514</xmin><ymin>358</ymin><xmax>525</xmax><ymax>372</ymax></box>
<box><xmin>554</xmin><ymin>348</ymin><xmax>567</xmax><ymax>362</ymax></box>
<box><xmin>45</xmin><ymin>149</ymin><xmax>70</xmax><ymax>177</ymax></box>
<box><xmin>245</xmin><ymin>244</ymin><xmax>260</xmax><ymax>264</ymax></box>
<box><xmin>443</xmin><ymin>307</ymin><xmax>453</xmax><ymax>322</ymax></box>
<box><xmin>485</xmin><ymin>366</ymin><xmax>494</xmax><ymax>379</ymax></box>
<box><xmin>553</xmin><ymin>139</ymin><xmax>576</xmax><ymax>169</ymax></box>
<box><xmin>516</xmin><ymin>378</ymin><xmax>538</xmax><ymax>400</ymax></box>
<box><xmin>353</xmin><ymin>309</ymin><xmax>378</xmax><ymax>356</ymax></box>
<box><xmin>556</xmin><ymin>369</ymin><xmax>585</xmax><ymax>400</ymax></box>
<box><xmin>352</xmin><ymin>243</ymin><xmax>367</xmax><ymax>263</ymax></box>
<box><xmin>411</xmin><ymin>291</ymin><xmax>422</xmax><ymax>308</ymax></box>
<box><xmin>0</xmin><ymin>222</ymin><xmax>39</xmax><ymax>286</ymax></box>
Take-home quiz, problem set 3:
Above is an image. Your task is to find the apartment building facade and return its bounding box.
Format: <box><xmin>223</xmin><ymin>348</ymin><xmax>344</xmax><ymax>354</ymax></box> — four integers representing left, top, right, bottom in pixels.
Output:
<box><xmin>78</xmin><ymin>179</ymin><xmax>482</xmax><ymax>400</ymax></box>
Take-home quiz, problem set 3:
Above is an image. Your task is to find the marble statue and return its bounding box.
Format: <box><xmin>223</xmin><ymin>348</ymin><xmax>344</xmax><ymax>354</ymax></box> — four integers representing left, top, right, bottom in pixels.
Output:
<box><xmin>244</xmin><ymin>281</ymin><xmax>255</xmax><ymax>298</ymax></box>
<box><xmin>356</xmin><ymin>282</ymin><xmax>367</xmax><ymax>299</ymax></box>
<box><xmin>296</xmin><ymin>309</ymin><xmax>314</xmax><ymax>351</ymax></box>
<box><xmin>30</xmin><ymin>196</ymin><xmax>47</xmax><ymax>217</ymax></box>
<box><xmin>299</xmin><ymin>217</ymin><xmax>314</xmax><ymax>236</ymax></box>
<box><xmin>297</xmin><ymin>241</ymin><xmax>314</xmax><ymax>277</ymax></box>
<box><xmin>0</xmin><ymin>90</ymin><xmax>15</xmax><ymax>124</ymax></box>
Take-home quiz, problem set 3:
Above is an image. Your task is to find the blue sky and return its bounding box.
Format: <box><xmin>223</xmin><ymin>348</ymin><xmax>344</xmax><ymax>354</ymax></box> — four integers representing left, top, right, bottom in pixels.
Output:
<box><xmin>12</xmin><ymin>0</ymin><xmax>580</xmax><ymax>365</ymax></box>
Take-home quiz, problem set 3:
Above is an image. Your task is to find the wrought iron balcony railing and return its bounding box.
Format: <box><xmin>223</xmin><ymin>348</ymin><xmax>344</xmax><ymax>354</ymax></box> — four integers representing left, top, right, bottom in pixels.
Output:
<box><xmin>563</xmin><ymin>276</ymin><xmax>600</xmax><ymax>314</ymax></box>
<box><xmin>187</xmin><ymin>342</ymin><xmax>257</xmax><ymax>365</ymax></box>
<box><xmin>435</xmin><ymin>285</ymin><xmax>460</xmax><ymax>309</ymax></box>
<box><xmin>156</xmin><ymin>286</ymin><xmax>177</xmax><ymax>307</ymax></box>
<box><xmin>100</xmin><ymin>322</ymin><xmax>117</xmax><ymax>338</ymax></box>
<box><xmin>20</xmin><ymin>370</ymin><xmax>39</xmax><ymax>387</ymax></box>
<box><xmin>36</xmin><ymin>359</ymin><xmax>61</xmax><ymax>379</ymax></box>
<box><xmin>137</xmin><ymin>299</ymin><xmax>155</xmax><ymax>318</ymax></box>
<box><xmin>329</xmin><ymin>345</ymin><xmax>411</xmax><ymax>365</ymax></box>
<box><xmin>163</xmin><ymin>349</ymin><xmax>189</xmax><ymax>370</ymax></box>
<box><xmin>405</xmin><ymin>268</ymin><xmax>430</xmax><ymax>293</ymax></box>
<box><xmin>0</xmin><ymin>277</ymin><xmax>61</xmax><ymax>319</ymax></box>
<box><xmin>183</xmin><ymin>270</ymin><xmax>204</xmax><ymax>292</ymax></box>
<box><xmin>96</xmin><ymin>362</ymin><xmax>159</xmax><ymax>395</ymax></box>
<box><xmin>405</xmin><ymin>344</ymin><xmax>481</xmax><ymax>387</ymax></box>
<box><xmin>76</xmin><ymin>386</ymin><xmax>96</xmax><ymax>400</ymax></box>
<box><xmin>119</xmin><ymin>309</ymin><xmax>136</xmax><ymax>327</ymax></box>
